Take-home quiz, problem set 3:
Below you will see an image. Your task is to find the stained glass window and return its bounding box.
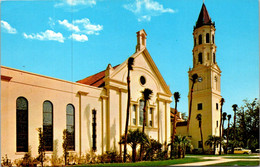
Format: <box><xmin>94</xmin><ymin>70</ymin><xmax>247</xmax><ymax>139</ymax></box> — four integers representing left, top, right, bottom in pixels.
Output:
<box><xmin>132</xmin><ymin>105</ymin><xmax>136</xmax><ymax>125</ymax></box>
<box><xmin>66</xmin><ymin>104</ymin><xmax>75</xmax><ymax>150</ymax></box>
<box><xmin>16</xmin><ymin>97</ymin><xmax>28</xmax><ymax>152</ymax></box>
<box><xmin>139</xmin><ymin>100</ymin><xmax>144</xmax><ymax>126</ymax></box>
<box><xmin>43</xmin><ymin>101</ymin><xmax>53</xmax><ymax>151</ymax></box>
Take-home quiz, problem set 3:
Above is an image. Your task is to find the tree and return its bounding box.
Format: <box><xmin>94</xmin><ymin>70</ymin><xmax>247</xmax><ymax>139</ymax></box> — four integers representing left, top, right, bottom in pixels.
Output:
<box><xmin>123</xmin><ymin>57</ymin><xmax>134</xmax><ymax>162</ymax></box>
<box><xmin>37</xmin><ymin>128</ymin><xmax>45</xmax><ymax>167</ymax></box>
<box><xmin>231</xmin><ymin>104</ymin><xmax>238</xmax><ymax>153</ymax></box>
<box><xmin>171</xmin><ymin>92</ymin><xmax>180</xmax><ymax>159</ymax></box>
<box><xmin>62</xmin><ymin>129</ymin><xmax>69</xmax><ymax>165</ymax></box>
<box><xmin>181</xmin><ymin>136</ymin><xmax>191</xmax><ymax>158</ymax></box>
<box><xmin>120</xmin><ymin>129</ymin><xmax>148</xmax><ymax>162</ymax></box>
<box><xmin>143</xmin><ymin>138</ymin><xmax>162</xmax><ymax>161</ymax></box>
<box><xmin>187</xmin><ymin>73</ymin><xmax>198</xmax><ymax>131</ymax></box>
<box><xmin>174</xmin><ymin>135</ymin><xmax>182</xmax><ymax>158</ymax></box>
<box><xmin>196</xmin><ymin>113</ymin><xmax>204</xmax><ymax>153</ymax></box>
<box><xmin>226</xmin><ymin>114</ymin><xmax>231</xmax><ymax>154</ymax></box>
<box><xmin>205</xmin><ymin>135</ymin><xmax>221</xmax><ymax>155</ymax></box>
<box><xmin>140</xmin><ymin>88</ymin><xmax>153</xmax><ymax>160</ymax></box>
<box><xmin>232</xmin><ymin>104</ymin><xmax>238</xmax><ymax>139</ymax></box>
<box><xmin>236</xmin><ymin>98</ymin><xmax>259</xmax><ymax>151</ymax></box>
<box><xmin>219</xmin><ymin>98</ymin><xmax>225</xmax><ymax>155</ymax></box>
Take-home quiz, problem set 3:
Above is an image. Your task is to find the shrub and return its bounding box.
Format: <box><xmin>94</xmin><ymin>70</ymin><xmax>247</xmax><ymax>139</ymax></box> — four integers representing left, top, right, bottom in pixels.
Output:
<box><xmin>1</xmin><ymin>154</ymin><xmax>12</xmax><ymax>167</ymax></box>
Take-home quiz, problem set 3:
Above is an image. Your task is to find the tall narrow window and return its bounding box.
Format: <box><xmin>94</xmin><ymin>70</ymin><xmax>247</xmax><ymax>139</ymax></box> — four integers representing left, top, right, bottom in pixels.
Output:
<box><xmin>213</xmin><ymin>53</ymin><xmax>216</xmax><ymax>64</ymax></box>
<box><xmin>132</xmin><ymin>105</ymin><xmax>136</xmax><ymax>125</ymax></box>
<box><xmin>194</xmin><ymin>38</ymin><xmax>196</xmax><ymax>46</ymax></box>
<box><xmin>139</xmin><ymin>100</ymin><xmax>144</xmax><ymax>126</ymax></box>
<box><xmin>43</xmin><ymin>101</ymin><xmax>53</xmax><ymax>151</ymax></box>
<box><xmin>197</xmin><ymin>103</ymin><xmax>203</xmax><ymax>110</ymax></box>
<box><xmin>198</xmin><ymin>53</ymin><xmax>203</xmax><ymax>64</ymax></box>
<box><xmin>212</xmin><ymin>35</ymin><xmax>215</xmax><ymax>44</ymax></box>
<box><xmin>149</xmin><ymin>108</ymin><xmax>153</xmax><ymax>127</ymax></box>
<box><xmin>198</xmin><ymin>141</ymin><xmax>202</xmax><ymax>148</ymax></box>
<box><xmin>17</xmin><ymin>97</ymin><xmax>28</xmax><ymax>152</ymax></box>
<box><xmin>66</xmin><ymin>104</ymin><xmax>75</xmax><ymax>150</ymax></box>
<box><xmin>199</xmin><ymin>34</ymin><xmax>202</xmax><ymax>44</ymax></box>
<box><xmin>216</xmin><ymin>103</ymin><xmax>219</xmax><ymax>110</ymax></box>
<box><xmin>206</xmin><ymin>33</ymin><xmax>210</xmax><ymax>43</ymax></box>
<box><xmin>92</xmin><ymin>109</ymin><xmax>97</xmax><ymax>151</ymax></box>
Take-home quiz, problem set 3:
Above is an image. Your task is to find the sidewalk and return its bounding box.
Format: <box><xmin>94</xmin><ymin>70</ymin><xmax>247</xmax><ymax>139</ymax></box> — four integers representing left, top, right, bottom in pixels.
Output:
<box><xmin>170</xmin><ymin>156</ymin><xmax>259</xmax><ymax>166</ymax></box>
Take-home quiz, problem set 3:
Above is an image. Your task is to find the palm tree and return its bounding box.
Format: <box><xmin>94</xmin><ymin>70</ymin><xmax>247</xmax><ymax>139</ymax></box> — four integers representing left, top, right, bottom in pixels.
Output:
<box><xmin>171</xmin><ymin>92</ymin><xmax>180</xmax><ymax>158</ymax></box>
<box><xmin>222</xmin><ymin>112</ymin><xmax>227</xmax><ymax>153</ymax></box>
<box><xmin>120</xmin><ymin>129</ymin><xmax>148</xmax><ymax>162</ymax></box>
<box><xmin>141</xmin><ymin>88</ymin><xmax>153</xmax><ymax>133</ymax></box>
<box><xmin>123</xmin><ymin>57</ymin><xmax>134</xmax><ymax>162</ymax></box>
<box><xmin>140</xmin><ymin>88</ymin><xmax>153</xmax><ymax>160</ymax></box>
<box><xmin>226</xmin><ymin>114</ymin><xmax>232</xmax><ymax>154</ymax></box>
<box><xmin>232</xmin><ymin>104</ymin><xmax>238</xmax><ymax>140</ymax></box>
<box><xmin>174</xmin><ymin>135</ymin><xmax>182</xmax><ymax>158</ymax></box>
<box><xmin>181</xmin><ymin>136</ymin><xmax>191</xmax><ymax>158</ymax></box>
<box><xmin>219</xmin><ymin>98</ymin><xmax>225</xmax><ymax>155</ymax></box>
<box><xmin>205</xmin><ymin>135</ymin><xmax>221</xmax><ymax>155</ymax></box>
<box><xmin>187</xmin><ymin>73</ymin><xmax>198</xmax><ymax>131</ymax></box>
<box><xmin>196</xmin><ymin>113</ymin><xmax>204</xmax><ymax>153</ymax></box>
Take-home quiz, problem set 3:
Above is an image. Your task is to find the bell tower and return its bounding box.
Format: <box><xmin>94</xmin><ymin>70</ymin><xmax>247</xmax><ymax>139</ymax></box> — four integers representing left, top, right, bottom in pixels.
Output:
<box><xmin>188</xmin><ymin>3</ymin><xmax>222</xmax><ymax>150</ymax></box>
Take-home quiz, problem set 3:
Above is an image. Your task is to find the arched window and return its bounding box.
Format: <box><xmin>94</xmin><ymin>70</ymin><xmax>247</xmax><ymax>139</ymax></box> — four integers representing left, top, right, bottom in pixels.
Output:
<box><xmin>43</xmin><ymin>101</ymin><xmax>53</xmax><ymax>151</ymax></box>
<box><xmin>213</xmin><ymin>53</ymin><xmax>216</xmax><ymax>63</ymax></box>
<box><xmin>16</xmin><ymin>97</ymin><xmax>28</xmax><ymax>152</ymax></box>
<box><xmin>206</xmin><ymin>33</ymin><xmax>210</xmax><ymax>43</ymax></box>
<box><xmin>66</xmin><ymin>104</ymin><xmax>75</xmax><ymax>150</ymax></box>
<box><xmin>132</xmin><ymin>105</ymin><xmax>137</xmax><ymax>125</ymax></box>
<box><xmin>198</xmin><ymin>53</ymin><xmax>203</xmax><ymax>64</ymax></box>
<box><xmin>199</xmin><ymin>35</ymin><xmax>202</xmax><ymax>44</ymax></box>
<box><xmin>212</xmin><ymin>35</ymin><xmax>215</xmax><ymax>44</ymax></box>
<box><xmin>139</xmin><ymin>100</ymin><xmax>144</xmax><ymax>126</ymax></box>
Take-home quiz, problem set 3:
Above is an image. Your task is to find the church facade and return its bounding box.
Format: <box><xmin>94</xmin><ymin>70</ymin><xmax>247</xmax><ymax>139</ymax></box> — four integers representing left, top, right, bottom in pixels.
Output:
<box><xmin>1</xmin><ymin>3</ymin><xmax>222</xmax><ymax>163</ymax></box>
<box><xmin>1</xmin><ymin>29</ymin><xmax>172</xmax><ymax>161</ymax></box>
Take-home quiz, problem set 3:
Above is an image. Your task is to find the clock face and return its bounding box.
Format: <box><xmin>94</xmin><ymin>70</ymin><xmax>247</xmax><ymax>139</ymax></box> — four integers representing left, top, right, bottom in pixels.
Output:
<box><xmin>198</xmin><ymin>77</ymin><xmax>203</xmax><ymax>82</ymax></box>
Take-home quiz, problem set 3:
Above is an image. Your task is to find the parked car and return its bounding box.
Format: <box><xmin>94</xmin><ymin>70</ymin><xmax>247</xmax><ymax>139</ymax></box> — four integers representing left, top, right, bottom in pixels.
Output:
<box><xmin>234</xmin><ymin>147</ymin><xmax>251</xmax><ymax>154</ymax></box>
<box><xmin>255</xmin><ymin>149</ymin><xmax>260</xmax><ymax>153</ymax></box>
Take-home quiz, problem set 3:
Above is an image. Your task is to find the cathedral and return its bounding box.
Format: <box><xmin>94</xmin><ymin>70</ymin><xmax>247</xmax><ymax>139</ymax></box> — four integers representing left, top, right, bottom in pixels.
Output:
<box><xmin>1</xmin><ymin>3</ymin><xmax>221</xmax><ymax>162</ymax></box>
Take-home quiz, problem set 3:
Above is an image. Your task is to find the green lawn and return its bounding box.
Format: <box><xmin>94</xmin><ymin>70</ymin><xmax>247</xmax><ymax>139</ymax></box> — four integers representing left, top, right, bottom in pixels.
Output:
<box><xmin>75</xmin><ymin>157</ymin><xmax>212</xmax><ymax>166</ymax></box>
<box><xmin>208</xmin><ymin>160</ymin><xmax>260</xmax><ymax>166</ymax></box>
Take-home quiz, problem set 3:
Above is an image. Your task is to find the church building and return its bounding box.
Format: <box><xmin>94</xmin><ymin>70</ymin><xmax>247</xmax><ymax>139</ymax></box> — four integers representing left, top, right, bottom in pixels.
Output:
<box><xmin>1</xmin><ymin>3</ymin><xmax>222</xmax><ymax>163</ymax></box>
<box><xmin>1</xmin><ymin>29</ymin><xmax>172</xmax><ymax>162</ymax></box>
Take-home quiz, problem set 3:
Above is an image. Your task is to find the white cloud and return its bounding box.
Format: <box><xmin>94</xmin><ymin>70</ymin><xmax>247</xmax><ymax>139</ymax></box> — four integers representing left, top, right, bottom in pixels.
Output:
<box><xmin>123</xmin><ymin>0</ymin><xmax>176</xmax><ymax>22</ymax></box>
<box><xmin>1</xmin><ymin>20</ymin><xmax>17</xmax><ymax>34</ymax></box>
<box><xmin>73</xmin><ymin>18</ymin><xmax>103</xmax><ymax>35</ymax></box>
<box><xmin>58</xmin><ymin>19</ymin><xmax>80</xmax><ymax>32</ymax></box>
<box><xmin>23</xmin><ymin>30</ymin><xmax>65</xmax><ymax>43</ymax></box>
<box><xmin>69</xmin><ymin>33</ymin><xmax>88</xmax><ymax>42</ymax></box>
<box><xmin>55</xmin><ymin>0</ymin><xmax>96</xmax><ymax>7</ymax></box>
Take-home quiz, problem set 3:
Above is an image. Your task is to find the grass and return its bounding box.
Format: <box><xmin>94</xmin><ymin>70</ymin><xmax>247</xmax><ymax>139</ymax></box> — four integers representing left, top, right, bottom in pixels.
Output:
<box><xmin>75</xmin><ymin>157</ymin><xmax>212</xmax><ymax>166</ymax></box>
<box><xmin>208</xmin><ymin>160</ymin><xmax>260</xmax><ymax>166</ymax></box>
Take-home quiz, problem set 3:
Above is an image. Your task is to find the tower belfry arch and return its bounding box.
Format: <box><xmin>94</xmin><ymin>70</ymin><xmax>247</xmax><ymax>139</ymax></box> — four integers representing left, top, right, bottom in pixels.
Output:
<box><xmin>188</xmin><ymin>3</ymin><xmax>222</xmax><ymax>150</ymax></box>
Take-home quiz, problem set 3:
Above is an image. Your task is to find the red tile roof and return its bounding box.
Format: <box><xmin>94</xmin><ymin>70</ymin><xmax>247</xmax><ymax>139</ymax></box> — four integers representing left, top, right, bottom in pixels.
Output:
<box><xmin>77</xmin><ymin>65</ymin><xmax>120</xmax><ymax>87</ymax></box>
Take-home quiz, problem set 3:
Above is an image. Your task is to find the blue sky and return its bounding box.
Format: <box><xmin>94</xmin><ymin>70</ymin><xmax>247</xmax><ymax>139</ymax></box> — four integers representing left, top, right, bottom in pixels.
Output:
<box><xmin>1</xmin><ymin>0</ymin><xmax>259</xmax><ymax>119</ymax></box>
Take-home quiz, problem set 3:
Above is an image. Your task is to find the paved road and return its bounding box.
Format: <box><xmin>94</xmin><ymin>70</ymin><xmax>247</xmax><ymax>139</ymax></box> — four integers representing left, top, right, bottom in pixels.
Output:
<box><xmin>171</xmin><ymin>156</ymin><xmax>260</xmax><ymax>166</ymax></box>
